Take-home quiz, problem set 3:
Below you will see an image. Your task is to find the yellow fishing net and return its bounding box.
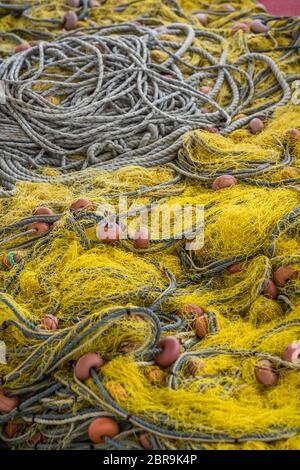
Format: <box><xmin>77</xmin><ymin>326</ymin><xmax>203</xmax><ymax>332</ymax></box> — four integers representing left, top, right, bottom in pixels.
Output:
<box><xmin>0</xmin><ymin>0</ymin><xmax>299</xmax><ymax>451</ymax></box>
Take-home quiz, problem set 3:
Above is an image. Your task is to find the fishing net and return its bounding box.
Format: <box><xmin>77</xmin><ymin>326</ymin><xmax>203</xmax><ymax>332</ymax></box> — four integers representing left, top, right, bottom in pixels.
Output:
<box><xmin>0</xmin><ymin>0</ymin><xmax>299</xmax><ymax>451</ymax></box>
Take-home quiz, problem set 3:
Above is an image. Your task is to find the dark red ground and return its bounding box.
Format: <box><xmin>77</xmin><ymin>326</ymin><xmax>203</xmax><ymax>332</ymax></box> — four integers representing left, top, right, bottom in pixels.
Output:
<box><xmin>260</xmin><ymin>0</ymin><xmax>300</xmax><ymax>15</ymax></box>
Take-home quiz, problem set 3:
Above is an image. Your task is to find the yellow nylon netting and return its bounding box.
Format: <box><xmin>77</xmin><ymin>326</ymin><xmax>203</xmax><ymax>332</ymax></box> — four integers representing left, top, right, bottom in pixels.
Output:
<box><xmin>0</xmin><ymin>0</ymin><xmax>299</xmax><ymax>451</ymax></box>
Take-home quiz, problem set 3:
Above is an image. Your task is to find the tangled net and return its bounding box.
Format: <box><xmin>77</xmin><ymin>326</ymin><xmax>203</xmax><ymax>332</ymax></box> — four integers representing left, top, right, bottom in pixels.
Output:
<box><xmin>0</xmin><ymin>19</ymin><xmax>293</xmax><ymax>196</ymax></box>
<box><xmin>0</xmin><ymin>164</ymin><xmax>299</xmax><ymax>450</ymax></box>
<box><xmin>0</xmin><ymin>0</ymin><xmax>299</xmax><ymax>452</ymax></box>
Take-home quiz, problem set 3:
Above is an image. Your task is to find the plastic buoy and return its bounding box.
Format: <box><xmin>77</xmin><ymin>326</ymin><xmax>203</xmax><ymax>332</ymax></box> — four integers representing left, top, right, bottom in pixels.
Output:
<box><xmin>195</xmin><ymin>13</ymin><xmax>207</xmax><ymax>26</ymax></box>
<box><xmin>106</xmin><ymin>382</ymin><xmax>127</xmax><ymax>401</ymax></box>
<box><xmin>31</xmin><ymin>433</ymin><xmax>43</xmax><ymax>446</ymax></box>
<box><xmin>69</xmin><ymin>198</ymin><xmax>91</xmax><ymax>211</ymax></box>
<box><xmin>0</xmin><ymin>392</ymin><xmax>19</xmax><ymax>413</ymax></box>
<box><xmin>281</xmin><ymin>167</ymin><xmax>300</xmax><ymax>179</ymax></box>
<box><xmin>3</xmin><ymin>422</ymin><xmax>19</xmax><ymax>439</ymax></box>
<box><xmin>248</xmin><ymin>118</ymin><xmax>264</xmax><ymax>134</ymax></box>
<box><xmin>41</xmin><ymin>314</ymin><xmax>59</xmax><ymax>330</ymax></box>
<box><xmin>15</xmin><ymin>43</ymin><xmax>30</xmax><ymax>53</ymax></box>
<box><xmin>35</xmin><ymin>207</ymin><xmax>54</xmax><ymax>216</ymax></box>
<box><xmin>195</xmin><ymin>315</ymin><xmax>208</xmax><ymax>339</ymax></box>
<box><xmin>223</xmin><ymin>4</ymin><xmax>235</xmax><ymax>12</ymax></box>
<box><xmin>282</xmin><ymin>342</ymin><xmax>300</xmax><ymax>363</ymax></box>
<box><xmin>74</xmin><ymin>353</ymin><xmax>105</xmax><ymax>381</ymax></box>
<box><xmin>154</xmin><ymin>336</ymin><xmax>180</xmax><ymax>367</ymax></box>
<box><xmin>180</xmin><ymin>304</ymin><xmax>204</xmax><ymax>317</ymax></box>
<box><xmin>63</xmin><ymin>11</ymin><xmax>78</xmax><ymax>30</ymax></box>
<box><xmin>3</xmin><ymin>252</ymin><xmax>24</xmax><ymax>268</ymax></box>
<box><xmin>145</xmin><ymin>366</ymin><xmax>166</xmax><ymax>383</ymax></box>
<box><xmin>27</xmin><ymin>222</ymin><xmax>50</xmax><ymax>234</ymax></box>
<box><xmin>138</xmin><ymin>432</ymin><xmax>153</xmax><ymax>450</ymax></box>
<box><xmin>89</xmin><ymin>0</ymin><xmax>100</xmax><ymax>6</ymax></box>
<box><xmin>231</xmin><ymin>22</ymin><xmax>249</xmax><ymax>32</ymax></box>
<box><xmin>212</xmin><ymin>175</ymin><xmax>237</xmax><ymax>190</ymax></box>
<box><xmin>263</xmin><ymin>280</ymin><xmax>277</xmax><ymax>299</ymax></box>
<box><xmin>250</xmin><ymin>20</ymin><xmax>270</xmax><ymax>34</ymax></box>
<box><xmin>207</xmin><ymin>127</ymin><xmax>219</xmax><ymax>133</ymax></box>
<box><xmin>96</xmin><ymin>222</ymin><xmax>120</xmax><ymax>243</ymax></box>
<box><xmin>274</xmin><ymin>266</ymin><xmax>297</xmax><ymax>287</ymax></box>
<box><xmin>134</xmin><ymin>227</ymin><xmax>150</xmax><ymax>249</ymax></box>
<box><xmin>287</xmin><ymin>128</ymin><xmax>300</xmax><ymax>140</ymax></box>
<box><xmin>227</xmin><ymin>262</ymin><xmax>243</xmax><ymax>274</ymax></box>
<box><xmin>67</xmin><ymin>0</ymin><xmax>80</xmax><ymax>6</ymax></box>
<box><xmin>88</xmin><ymin>417</ymin><xmax>119</xmax><ymax>444</ymax></box>
<box><xmin>255</xmin><ymin>360</ymin><xmax>279</xmax><ymax>386</ymax></box>
<box><xmin>200</xmin><ymin>86</ymin><xmax>211</xmax><ymax>94</ymax></box>
<box><xmin>187</xmin><ymin>358</ymin><xmax>205</xmax><ymax>376</ymax></box>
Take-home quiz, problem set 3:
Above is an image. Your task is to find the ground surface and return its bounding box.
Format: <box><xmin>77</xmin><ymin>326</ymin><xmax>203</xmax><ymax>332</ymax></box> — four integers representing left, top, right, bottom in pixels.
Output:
<box><xmin>261</xmin><ymin>0</ymin><xmax>300</xmax><ymax>15</ymax></box>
